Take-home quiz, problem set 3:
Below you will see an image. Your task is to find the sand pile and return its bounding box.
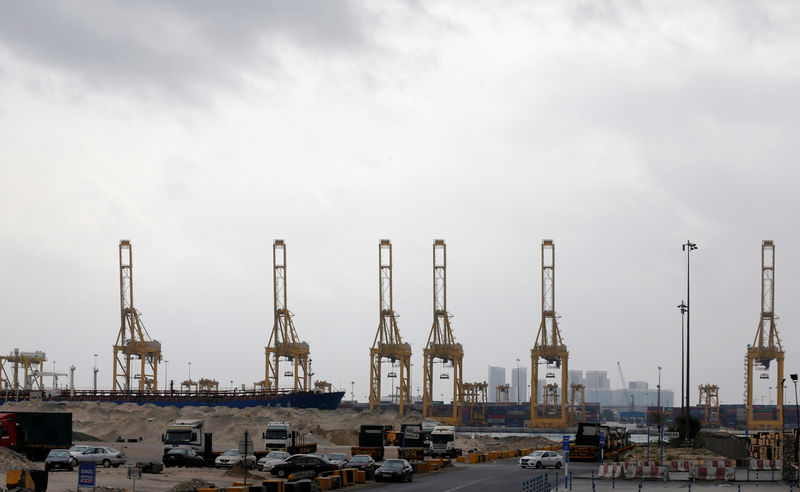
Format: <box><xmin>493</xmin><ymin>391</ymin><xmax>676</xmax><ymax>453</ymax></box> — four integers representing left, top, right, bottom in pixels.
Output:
<box><xmin>168</xmin><ymin>478</ymin><xmax>217</xmax><ymax>491</ymax></box>
<box><xmin>0</xmin><ymin>401</ymin><xmax>543</xmax><ymax>453</ymax></box>
<box><xmin>0</xmin><ymin>447</ymin><xmax>38</xmax><ymax>474</ymax></box>
<box><xmin>222</xmin><ymin>466</ymin><xmax>266</xmax><ymax>480</ymax></box>
<box><xmin>0</xmin><ymin>401</ymin><xmax>426</xmax><ymax>450</ymax></box>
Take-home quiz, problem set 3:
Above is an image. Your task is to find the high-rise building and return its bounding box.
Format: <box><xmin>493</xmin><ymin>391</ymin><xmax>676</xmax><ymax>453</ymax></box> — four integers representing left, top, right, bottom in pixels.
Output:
<box><xmin>568</xmin><ymin>370</ymin><xmax>584</xmax><ymax>387</ymax></box>
<box><xmin>511</xmin><ymin>366</ymin><xmax>528</xmax><ymax>403</ymax></box>
<box><xmin>585</xmin><ymin>370</ymin><xmax>611</xmax><ymax>389</ymax></box>
<box><xmin>488</xmin><ymin>366</ymin><xmax>505</xmax><ymax>403</ymax></box>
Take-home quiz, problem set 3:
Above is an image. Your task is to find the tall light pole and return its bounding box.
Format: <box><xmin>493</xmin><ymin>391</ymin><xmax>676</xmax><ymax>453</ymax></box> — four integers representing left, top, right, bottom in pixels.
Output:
<box><xmin>93</xmin><ymin>354</ymin><xmax>98</xmax><ymax>393</ymax></box>
<box><xmin>188</xmin><ymin>361</ymin><xmax>192</xmax><ymax>383</ymax></box>
<box><xmin>791</xmin><ymin>374</ymin><xmax>799</xmax><ymax>472</ymax></box>
<box><xmin>516</xmin><ymin>358</ymin><xmax>521</xmax><ymax>403</ymax></box>
<box><xmin>682</xmin><ymin>240</ymin><xmax>697</xmax><ymax>443</ymax></box>
<box><xmin>678</xmin><ymin>301</ymin><xmax>687</xmax><ymax>433</ymax></box>
<box><xmin>658</xmin><ymin>366</ymin><xmax>663</xmax><ymax>465</ymax></box>
<box><xmin>164</xmin><ymin>360</ymin><xmax>169</xmax><ymax>392</ymax></box>
<box><xmin>350</xmin><ymin>381</ymin><xmax>355</xmax><ymax>403</ymax></box>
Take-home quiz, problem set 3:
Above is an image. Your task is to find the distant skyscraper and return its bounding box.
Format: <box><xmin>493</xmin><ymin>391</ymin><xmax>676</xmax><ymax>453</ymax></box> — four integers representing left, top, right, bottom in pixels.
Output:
<box><xmin>585</xmin><ymin>370</ymin><xmax>611</xmax><ymax>389</ymax></box>
<box><xmin>511</xmin><ymin>366</ymin><xmax>528</xmax><ymax>403</ymax></box>
<box><xmin>488</xmin><ymin>366</ymin><xmax>505</xmax><ymax>403</ymax></box>
<box><xmin>568</xmin><ymin>370</ymin><xmax>584</xmax><ymax>387</ymax></box>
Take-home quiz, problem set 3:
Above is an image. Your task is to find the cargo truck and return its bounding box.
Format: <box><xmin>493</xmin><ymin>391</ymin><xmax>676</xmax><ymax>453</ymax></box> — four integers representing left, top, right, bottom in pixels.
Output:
<box><xmin>351</xmin><ymin>424</ymin><xmax>386</xmax><ymax>461</ymax></box>
<box><xmin>398</xmin><ymin>423</ymin><xmax>426</xmax><ymax>461</ymax></box>
<box><xmin>429</xmin><ymin>425</ymin><xmax>461</xmax><ymax>458</ymax></box>
<box><xmin>262</xmin><ymin>422</ymin><xmax>316</xmax><ymax>454</ymax></box>
<box><xmin>569</xmin><ymin>422</ymin><xmax>632</xmax><ymax>461</ymax></box>
<box><xmin>0</xmin><ymin>412</ymin><xmax>72</xmax><ymax>460</ymax></box>
<box><xmin>162</xmin><ymin>419</ymin><xmax>218</xmax><ymax>465</ymax></box>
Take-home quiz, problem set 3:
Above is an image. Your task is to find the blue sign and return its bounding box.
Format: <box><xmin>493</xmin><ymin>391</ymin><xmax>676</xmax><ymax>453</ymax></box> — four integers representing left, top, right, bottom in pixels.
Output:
<box><xmin>563</xmin><ymin>435</ymin><xmax>570</xmax><ymax>463</ymax></box>
<box><xmin>78</xmin><ymin>462</ymin><xmax>96</xmax><ymax>487</ymax></box>
<box><xmin>599</xmin><ymin>432</ymin><xmax>605</xmax><ymax>444</ymax></box>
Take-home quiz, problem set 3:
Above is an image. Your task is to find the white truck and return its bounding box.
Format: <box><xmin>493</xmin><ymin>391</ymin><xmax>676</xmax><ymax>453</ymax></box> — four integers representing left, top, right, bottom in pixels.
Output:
<box><xmin>162</xmin><ymin>419</ymin><xmax>207</xmax><ymax>454</ymax></box>
<box><xmin>263</xmin><ymin>422</ymin><xmax>292</xmax><ymax>449</ymax></box>
<box><xmin>429</xmin><ymin>425</ymin><xmax>461</xmax><ymax>458</ymax></box>
<box><xmin>262</xmin><ymin>421</ymin><xmax>316</xmax><ymax>454</ymax></box>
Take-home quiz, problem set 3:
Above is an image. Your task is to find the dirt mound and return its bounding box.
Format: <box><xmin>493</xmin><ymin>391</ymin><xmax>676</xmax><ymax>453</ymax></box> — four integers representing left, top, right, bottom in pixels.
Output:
<box><xmin>326</xmin><ymin>430</ymin><xmax>357</xmax><ymax>446</ymax></box>
<box><xmin>0</xmin><ymin>447</ymin><xmax>38</xmax><ymax>474</ymax></box>
<box><xmin>222</xmin><ymin>465</ymin><xmax>266</xmax><ymax>480</ymax></box>
<box><xmin>73</xmin><ymin>430</ymin><xmax>102</xmax><ymax>441</ymax></box>
<box><xmin>168</xmin><ymin>478</ymin><xmax>217</xmax><ymax>491</ymax></box>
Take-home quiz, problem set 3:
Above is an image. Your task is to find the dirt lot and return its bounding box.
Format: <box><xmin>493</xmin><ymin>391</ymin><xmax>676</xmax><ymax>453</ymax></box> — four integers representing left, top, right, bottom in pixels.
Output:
<box><xmin>0</xmin><ymin>400</ymin><xmax>559</xmax><ymax>490</ymax></box>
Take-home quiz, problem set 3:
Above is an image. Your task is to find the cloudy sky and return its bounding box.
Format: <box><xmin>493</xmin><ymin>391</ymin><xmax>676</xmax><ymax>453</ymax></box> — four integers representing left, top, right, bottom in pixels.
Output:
<box><xmin>2</xmin><ymin>1</ymin><xmax>799</xmax><ymax>407</ymax></box>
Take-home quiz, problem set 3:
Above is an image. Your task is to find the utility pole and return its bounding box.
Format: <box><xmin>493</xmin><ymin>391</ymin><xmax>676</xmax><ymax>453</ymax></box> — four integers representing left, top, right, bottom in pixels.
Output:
<box><xmin>681</xmin><ymin>239</ymin><xmax>697</xmax><ymax>443</ymax></box>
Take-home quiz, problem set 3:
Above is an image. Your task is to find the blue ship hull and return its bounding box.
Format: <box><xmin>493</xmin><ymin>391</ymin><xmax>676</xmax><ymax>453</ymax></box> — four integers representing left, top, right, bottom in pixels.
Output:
<box><xmin>43</xmin><ymin>390</ymin><xmax>345</xmax><ymax>410</ymax></box>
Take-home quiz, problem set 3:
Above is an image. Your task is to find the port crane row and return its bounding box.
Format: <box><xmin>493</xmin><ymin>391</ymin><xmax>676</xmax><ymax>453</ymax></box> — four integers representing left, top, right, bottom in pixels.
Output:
<box><xmin>0</xmin><ymin>240</ymin><xmax>786</xmax><ymax>430</ymax></box>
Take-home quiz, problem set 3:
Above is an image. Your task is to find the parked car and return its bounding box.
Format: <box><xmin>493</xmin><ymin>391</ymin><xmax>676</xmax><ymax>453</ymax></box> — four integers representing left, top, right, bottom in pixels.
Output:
<box><xmin>374</xmin><ymin>459</ymin><xmax>413</xmax><ymax>482</ymax></box>
<box><xmin>345</xmin><ymin>454</ymin><xmax>375</xmax><ymax>472</ymax></box>
<box><xmin>68</xmin><ymin>445</ymin><xmax>91</xmax><ymax>466</ymax></box>
<box><xmin>269</xmin><ymin>454</ymin><xmax>339</xmax><ymax>478</ymax></box>
<box><xmin>163</xmin><ymin>448</ymin><xmax>206</xmax><ymax>468</ymax></box>
<box><xmin>45</xmin><ymin>449</ymin><xmax>74</xmax><ymax>472</ymax></box>
<box><xmin>257</xmin><ymin>450</ymin><xmax>291</xmax><ymax>471</ymax></box>
<box><xmin>519</xmin><ymin>450</ymin><xmax>563</xmax><ymax>469</ymax></box>
<box><xmin>325</xmin><ymin>453</ymin><xmax>348</xmax><ymax>468</ymax></box>
<box><xmin>75</xmin><ymin>447</ymin><xmax>127</xmax><ymax>468</ymax></box>
<box><xmin>215</xmin><ymin>449</ymin><xmax>256</xmax><ymax>469</ymax></box>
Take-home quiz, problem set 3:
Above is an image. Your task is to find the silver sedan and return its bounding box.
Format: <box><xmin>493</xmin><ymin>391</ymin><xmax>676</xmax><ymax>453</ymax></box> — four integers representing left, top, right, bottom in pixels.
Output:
<box><xmin>75</xmin><ymin>447</ymin><xmax>128</xmax><ymax>468</ymax></box>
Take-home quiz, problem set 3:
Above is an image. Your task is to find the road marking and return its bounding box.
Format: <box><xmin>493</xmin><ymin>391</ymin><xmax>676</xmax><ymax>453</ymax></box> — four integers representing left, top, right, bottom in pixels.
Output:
<box><xmin>443</xmin><ymin>478</ymin><xmax>489</xmax><ymax>491</ymax></box>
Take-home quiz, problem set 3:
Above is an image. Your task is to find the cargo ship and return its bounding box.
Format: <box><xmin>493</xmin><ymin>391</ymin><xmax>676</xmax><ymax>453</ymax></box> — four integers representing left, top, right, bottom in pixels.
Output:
<box><xmin>10</xmin><ymin>389</ymin><xmax>345</xmax><ymax>410</ymax></box>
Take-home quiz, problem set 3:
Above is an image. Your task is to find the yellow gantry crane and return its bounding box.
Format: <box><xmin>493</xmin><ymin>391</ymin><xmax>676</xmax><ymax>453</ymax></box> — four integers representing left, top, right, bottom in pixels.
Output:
<box><xmin>569</xmin><ymin>383</ymin><xmax>586</xmax><ymax>425</ymax></box>
<box><xmin>369</xmin><ymin>240</ymin><xmax>412</xmax><ymax>413</ymax></box>
<box><xmin>423</xmin><ymin>240</ymin><xmax>464</xmax><ymax>424</ymax></box>
<box><xmin>698</xmin><ymin>384</ymin><xmax>720</xmax><ymax>428</ymax></box>
<box><xmin>265</xmin><ymin>240</ymin><xmax>310</xmax><ymax>393</ymax></box>
<box><xmin>529</xmin><ymin>240</ymin><xmax>569</xmax><ymax>428</ymax></box>
<box><xmin>0</xmin><ymin>349</ymin><xmax>46</xmax><ymax>392</ymax></box>
<box><xmin>463</xmin><ymin>382</ymin><xmax>488</xmax><ymax>426</ymax></box>
<box><xmin>496</xmin><ymin>384</ymin><xmax>510</xmax><ymax>404</ymax></box>
<box><xmin>746</xmin><ymin>240</ymin><xmax>784</xmax><ymax>430</ymax></box>
<box><xmin>113</xmin><ymin>240</ymin><xmax>162</xmax><ymax>394</ymax></box>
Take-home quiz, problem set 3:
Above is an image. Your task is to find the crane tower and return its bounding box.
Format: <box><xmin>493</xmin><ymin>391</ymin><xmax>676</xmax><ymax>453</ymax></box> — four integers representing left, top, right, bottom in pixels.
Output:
<box><xmin>529</xmin><ymin>240</ymin><xmax>569</xmax><ymax>428</ymax></box>
<box><xmin>746</xmin><ymin>240</ymin><xmax>784</xmax><ymax>430</ymax></box>
<box><xmin>423</xmin><ymin>240</ymin><xmax>464</xmax><ymax>424</ymax></box>
<box><xmin>698</xmin><ymin>384</ymin><xmax>720</xmax><ymax>427</ymax></box>
<box><xmin>265</xmin><ymin>240</ymin><xmax>310</xmax><ymax>392</ymax></box>
<box><xmin>0</xmin><ymin>349</ymin><xmax>46</xmax><ymax>392</ymax></box>
<box><xmin>369</xmin><ymin>240</ymin><xmax>412</xmax><ymax>413</ymax></box>
<box><xmin>113</xmin><ymin>240</ymin><xmax>162</xmax><ymax>394</ymax></box>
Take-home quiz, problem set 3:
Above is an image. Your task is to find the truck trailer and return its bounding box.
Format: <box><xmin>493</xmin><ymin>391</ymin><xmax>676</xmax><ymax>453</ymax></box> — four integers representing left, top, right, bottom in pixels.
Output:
<box><xmin>0</xmin><ymin>412</ymin><xmax>72</xmax><ymax>460</ymax></box>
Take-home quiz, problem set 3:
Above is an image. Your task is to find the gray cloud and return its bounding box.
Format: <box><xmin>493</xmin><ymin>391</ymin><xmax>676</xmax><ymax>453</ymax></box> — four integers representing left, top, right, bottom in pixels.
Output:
<box><xmin>0</xmin><ymin>1</ymin><xmax>374</xmax><ymax>100</ymax></box>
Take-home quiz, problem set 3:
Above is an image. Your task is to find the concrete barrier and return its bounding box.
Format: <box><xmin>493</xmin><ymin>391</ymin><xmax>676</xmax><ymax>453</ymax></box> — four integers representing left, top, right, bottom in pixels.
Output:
<box><xmin>692</xmin><ymin>467</ymin><xmax>733</xmax><ymax>481</ymax></box>
<box><xmin>597</xmin><ymin>463</ymin><xmax>623</xmax><ymax>478</ymax></box>
<box><xmin>750</xmin><ymin>459</ymin><xmax>781</xmax><ymax>470</ymax></box>
<box><xmin>670</xmin><ymin>460</ymin><xmax>692</xmax><ymax>472</ymax></box>
<box><xmin>262</xmin><ymin>481</ymin><xmax>286</xmax><ymax>492</ymax></box>
<box><xmin>705</xmin><ymin>459</ymin><xmax>734</xmax><ymax>468</ymax></box>
<box><xmin>622</xmin><ymin>464</ymin><xmax>666</xmax><ymax>479</ymax></box>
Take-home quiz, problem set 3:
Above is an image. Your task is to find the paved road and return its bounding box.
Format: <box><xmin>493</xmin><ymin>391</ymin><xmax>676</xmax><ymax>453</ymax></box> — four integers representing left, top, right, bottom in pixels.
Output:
<box><xmin>367</xmin><ymin>460</ymin><xmax>790</xmax><ymax>491</ymax></box>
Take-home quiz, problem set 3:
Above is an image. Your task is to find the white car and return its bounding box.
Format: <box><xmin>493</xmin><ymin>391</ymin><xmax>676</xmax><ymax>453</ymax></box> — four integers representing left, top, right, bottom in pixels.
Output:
<box><xmin>257</xmin><ymin>450</ymin><xmax>291</xmax><ymax>471</ymax></box>
<box><xmin>519</xmin><ymin>450</ymin><xmax>563</xmax><ymax>469</ymax></box>
<box><xmin>215</xmin><ymin>449</ymin><xmax>256</xmax><ymax>469</ymax></box>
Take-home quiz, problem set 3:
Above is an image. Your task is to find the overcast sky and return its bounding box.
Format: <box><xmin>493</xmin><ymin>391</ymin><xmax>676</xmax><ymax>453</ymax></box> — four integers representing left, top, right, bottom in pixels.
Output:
<box><xmin>2</xmin><ymin>1</ymin><xmax>799</xmax><ymax>407</ymax></box>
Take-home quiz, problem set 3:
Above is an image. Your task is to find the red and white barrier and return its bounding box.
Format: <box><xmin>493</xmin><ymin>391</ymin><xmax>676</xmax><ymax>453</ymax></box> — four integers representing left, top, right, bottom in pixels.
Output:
<box><xmin>626</xmin><ymin>465</ymin><xmax>667</xmax><ymax>479</ymax></box>
<box><xmin>692</xmin><ymin>467</ymin><xmax>733</xmax><ymax>481</ymax></box>
<box><xmin>705</xmin><ymin>460</ymin><xmax>734</xmax><ymax>468</ymax></box>
<box><xmin>750</xmin><ymin>459</ymin><xmax>781</xmax><ymax>470</ymax></box>
<box><xmin>670</xmin><ymin>460</ymin><xmax>691</xmax><ymax>472</ymax></box>
<box><xmin>597</xmin><ymin>463</ymin><xmax>623</xmax><ymax>478</ymax></box>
